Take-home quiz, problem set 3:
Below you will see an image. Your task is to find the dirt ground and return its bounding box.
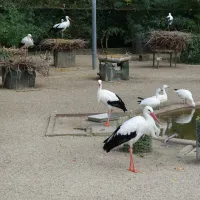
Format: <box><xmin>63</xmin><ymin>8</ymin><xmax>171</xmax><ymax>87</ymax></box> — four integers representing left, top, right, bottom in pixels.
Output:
<box><xmin>1</xmin><ymin>55</ymin><xmax>200</xmax><ymax>200</ymax></box>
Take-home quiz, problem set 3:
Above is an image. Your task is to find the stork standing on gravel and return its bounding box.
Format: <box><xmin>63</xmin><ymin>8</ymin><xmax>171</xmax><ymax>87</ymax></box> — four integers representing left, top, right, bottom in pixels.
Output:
<box><xmin>20</xmin><ymin>34</ymin><xmax>34</xmax><ymax>56</ymax></box>
<box><xmin>97</xmin><ymin>80</ymin><xmax>127</xmax><ymax>127</ymax></box>
<box><xmin>50</xmin><ymin>16</ymin><xmax>71</xmax><ymax>38</ymax></box>
<box><xmin>174</xmin><ymin>89</ymin><xmax>195</xmax><ymax>107</ymax></box>
<box><xmin>103</xmin><ymin>106</ymin><xmax>160</xmax><ymax>173</ymax></box>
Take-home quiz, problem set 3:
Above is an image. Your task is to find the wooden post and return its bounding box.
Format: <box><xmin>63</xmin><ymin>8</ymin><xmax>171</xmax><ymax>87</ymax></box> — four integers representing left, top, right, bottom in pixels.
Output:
<box><xmin>174</xmin><ymin>53</ymin><xmax>177</xmax><ymax>67</ymax></box>
<box><xmin>170</xmin><ymin>53</ymin><xmax>172</xmax><ymax>67</ymax></box>
<box><xmin>153</xmin><ymin>52</ymin><xmax>155</xmax><ymax>68</ymax></box>
<box><xmin>157</xmin><ymin>53</ymin><xmax>160</xmax><ymax>69</ymax></box>
<box><xmin>196</xmin><ymin>117</ymin><xmax>200</xmax><ymax>161</ymax></box>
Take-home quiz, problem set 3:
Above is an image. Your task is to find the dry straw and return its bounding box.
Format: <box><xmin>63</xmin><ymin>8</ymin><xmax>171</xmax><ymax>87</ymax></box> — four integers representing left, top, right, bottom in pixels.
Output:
<box><xmin>0</xmin><ymin>56</ymin><xmax>50</xmax><ymax>76</ymax></box>
<box><xmin>39</xmin><ymin>39</ymin><xmax>88</xmax><ymax>51</ymax></box>
<box><xmin>146</xmin><ymin>31</ymin><xmax>192</xmax><ymax>53</ymax></box>
<box><xmin>0</xmin><ymin>46</ymin><xmax>26</xmax><ymax>57</ymax></box>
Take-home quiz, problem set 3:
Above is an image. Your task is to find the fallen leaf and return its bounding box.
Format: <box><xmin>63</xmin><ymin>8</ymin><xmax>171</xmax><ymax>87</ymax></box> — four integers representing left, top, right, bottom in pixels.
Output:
<box><xmin>174</xmin><ymin>167</ymin><xmax>184</xmax><ymax>171</ymax></box>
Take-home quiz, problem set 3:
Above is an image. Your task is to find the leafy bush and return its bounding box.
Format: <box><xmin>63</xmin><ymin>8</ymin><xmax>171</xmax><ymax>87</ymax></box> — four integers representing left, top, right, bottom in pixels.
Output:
<box><xmin>0</xmin><ymin>6</ymin><xmax>46</xmax><ymax>47</ymax></box>
<box><xmin>180</xmin><ymin>34</ymin><xmax>200</xmax><ymax>64</ymax></box>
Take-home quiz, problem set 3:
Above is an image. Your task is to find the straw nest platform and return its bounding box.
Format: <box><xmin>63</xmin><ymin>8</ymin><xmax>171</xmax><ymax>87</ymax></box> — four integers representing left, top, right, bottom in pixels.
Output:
<box><xmin>146</xmin><ymin>31</ymin><xmax>192</xmax><ymax>53</ymax></box>
<box><xmin>39</xmin><ymin>39</ymin><xmax>88</xmax><ymax>51</ymax></box>
<box><xmin>0</xmin><ymin>47</ymin><xmax>49</xmax><ymax>76</ymax></box>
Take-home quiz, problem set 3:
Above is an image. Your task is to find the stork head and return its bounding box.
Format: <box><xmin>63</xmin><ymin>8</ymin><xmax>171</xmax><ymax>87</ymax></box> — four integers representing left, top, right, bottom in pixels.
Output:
<box><xmin>156</xmin><ymin>88</ymin><xmax>161</xmax><ymax>93</ymax></box>
<box><xmin>163</xmin><ymin>84</ymin><xmax>169</xmax><ymax>89</ymax></box>
<box><xmin>155</xmin><ymin>88</ymin><xmax>161</xmax><ymax>96</ymax></box>
<box><xmin>98</xmin><ymin>80</ymin><xmax>102</xmax><ymax>87</ymax></box>
<box><xmin>28</xmin><ymin>34</ymin><xmax>32</xmax><ymax>39</ymax></box>
<box><xmin>144</xmin><ymin>106</ymin><xmax>160</xmax><ymax>124</ymax></box>
<box><xmin>66</xmin><ymin>16</ymin><xmax>72</xmax><ymax>21</ymax></box>
<box><xmin>61</xmin><ymin>19</ymin><xmax>64</xmax><ymax>22</ymax></box>
<box><xmin>169</xmin><ymin>13</ymin><xmax>171</xmax><ymax>16</ymax></box>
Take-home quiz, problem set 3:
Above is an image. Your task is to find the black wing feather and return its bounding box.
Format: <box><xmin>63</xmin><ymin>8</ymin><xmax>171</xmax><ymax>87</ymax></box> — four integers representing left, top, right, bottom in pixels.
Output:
<box><xmin>107</xmin><ymin>94</ymin><xmax>127</xmax><ymax>112</ymax></box>
<box><xmin>103</xmin><ymin>125</ymin><xmax>137</xmax><ymax>152</ymax></box>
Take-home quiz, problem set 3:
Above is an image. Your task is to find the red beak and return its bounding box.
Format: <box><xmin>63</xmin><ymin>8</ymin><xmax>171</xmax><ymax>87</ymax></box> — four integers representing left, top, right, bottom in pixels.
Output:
<box><xmin>150</xmin><ymin>112</ymin><xmax>160</xmax><ymax>124</ymax></box>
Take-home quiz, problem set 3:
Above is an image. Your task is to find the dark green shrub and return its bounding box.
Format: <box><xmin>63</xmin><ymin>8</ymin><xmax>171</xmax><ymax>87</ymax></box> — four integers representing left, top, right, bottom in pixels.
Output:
<box><xmin>180</xmin><ymin>35</ymin><xmax>200</xmax><ymax>64</ymax></box>
<box><xmin>122</xmin><ymin>135</ymin><xmax>152</xmax><ymax>154</ymax></box>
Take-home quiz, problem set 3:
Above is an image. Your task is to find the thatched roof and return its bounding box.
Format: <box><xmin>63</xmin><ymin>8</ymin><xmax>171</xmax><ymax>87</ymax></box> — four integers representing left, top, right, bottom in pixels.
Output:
<box><xmin>0</xmin><ymin>47</ymin><xmax>26</xmax><ymax>59</ymax></box>
<box><xmin>39</xmin><ymin>39</ymin><xmax>88</xmax><ymax>51</ymax></box>
<box><xmin>0</xmin><ymin>56</ymin><xmax>49</xmax><ymax>76</ymax></box>
<box><xmin>146</xmin><ymin>31</ymin><xmax>192</xmax><ymax>53</ymax></box>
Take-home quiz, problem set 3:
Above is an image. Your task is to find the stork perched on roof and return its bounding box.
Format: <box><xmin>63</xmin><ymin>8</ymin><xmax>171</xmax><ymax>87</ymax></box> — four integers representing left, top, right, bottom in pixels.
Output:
<box><xmin>20</xmin><ymin>34</ymin><xmax>34</xmax><ymax>56</ymax></box>
<box><xmin>50</xmin><ymin>16</ymin><xmax>71</xmax><ymax>38</ymax></box>
<box><xmin>166</xmin><ymin>13</ymin><xmax>173</xmax><ymax>29</ymax></box>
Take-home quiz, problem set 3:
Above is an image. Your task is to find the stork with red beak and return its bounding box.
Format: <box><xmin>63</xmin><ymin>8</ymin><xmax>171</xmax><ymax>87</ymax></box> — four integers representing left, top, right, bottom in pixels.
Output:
<box><xmin>103</xmin><ymin>106</ymin><xmax>160</xmax><ymax>173</ymax></box>
<box><xmin>97</xmin><ymin>80</ymin><xmax>127</xmax><ymax>127</ymax></box>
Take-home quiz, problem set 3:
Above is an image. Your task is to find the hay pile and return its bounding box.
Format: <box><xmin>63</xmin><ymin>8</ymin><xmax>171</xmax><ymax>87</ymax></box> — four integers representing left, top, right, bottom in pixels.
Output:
<box><xmin>0</xmin><ymin>56</ymin><xmax>49</xmax><ymax>76</ymax></box>
<box><xmin>146</xmin><ymin>31</ymin><xmax>192</xmax><ymax>53</ymax></box>
<box><xmin>39</xmin><ymin>39</ymin><xmax>88</xmax><ymax>51</ymax></box>
<box><xmin>0</xmin><ymin>47</ymin><xmax>26</xmax><ymax>59</ymax></box>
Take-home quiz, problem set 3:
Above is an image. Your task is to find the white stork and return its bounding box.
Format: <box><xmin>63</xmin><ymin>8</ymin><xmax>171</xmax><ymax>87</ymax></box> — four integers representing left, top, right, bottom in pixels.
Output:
<box><xmin>138</xmin><ymin>85</ymin><xmax>169</xmax><ymax>106</ymax></box>
<box><xmin>159</xmin><ymin>84</ymin><xmax>169</xmax><ymax>105</ymax></box>
<box><xmin>174</xmin><ymin>89</ymin><xmax>195</xmax><ymax>107</ymax></box>
<box><xmin>53</xmin><ymin>19</ymin><xmax>64</xmax><ymax>29</ymax></box>
<box><xmin>137</xmin><ymin>88</ymin><xmax>161</xmax><ymax>109</ymax></box>
<box><xmin>97</xmin><ymin>80</ymin><xmax>127</xmax><ymax>127</ymax></box>
<box><xmin>103</xmin><ymin>106</ymin><xmax>160</xmax><ymax>172</ymax></box>
<box><xmin>166</xmin><ymin>13</ymin><xmax>173</xmax><ymax>26</ymax></box>
<box><xmin>50</xmin><ymin>16</ymin><xmax>71</xmax><ymax>38</ymax></box>
<box><xmin>20</xmin><ymin>34</ymin><xmax>34</xmax><ymax>56</ymax></box>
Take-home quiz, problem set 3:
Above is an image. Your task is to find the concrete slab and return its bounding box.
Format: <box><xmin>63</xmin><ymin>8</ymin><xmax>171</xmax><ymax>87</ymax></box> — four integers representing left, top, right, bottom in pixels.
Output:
<box><xmin>186</xmin><ymin>148</ymin><xmax>196</xmax><ymax>157</ymax></box>
<box><xmin>88</xmin><ymin>112</ymin><xmax>130</xmax><ymax>122</ymax></box>
<box><xmin>91</xmin><ymin>125</ymin><xmax>116</xmax><ymax>136</ymax></box>
<box><xmin>45</xmin><ymin>113</ymin><xmax>118</xmax><ymax>137</ymax></box>
<box><xmin>177</xmin><ymin>145</ymin><xmax>194</xmax><ymax>157</ymax></box>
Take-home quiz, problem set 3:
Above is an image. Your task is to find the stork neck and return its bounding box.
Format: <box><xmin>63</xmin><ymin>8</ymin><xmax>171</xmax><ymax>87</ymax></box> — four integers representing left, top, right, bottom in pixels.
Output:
<box><xmin>162</xmin><ymin>87</ymin><xmax>167</xmax><ymax>95</ymax></box>
<box><xmin>143</xmin><ymin>111</ymin><xmax>154</xmax><ymax>122</ymax></box>
<box><xmin>155</xmin><ymin>90</ymin><xmax>159</xmax><ymax>98</ymax></box>
<box><xmin>98</xmin><ymin>84</ymin><xmax>102</xmax><ymax>91</ymax></box>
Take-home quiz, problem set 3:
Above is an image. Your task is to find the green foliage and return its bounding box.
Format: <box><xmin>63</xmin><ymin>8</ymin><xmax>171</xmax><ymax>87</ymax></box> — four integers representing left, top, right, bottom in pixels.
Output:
<box><xmin>196</xmin><ymin>116</ymin><xmax>200</xmax><ymax>121</ymax></box>
<box><xmin>180</xmin><ymin>34</ymin><xmax>200</xmax><ymax>64</ymax></box>
<box><xmin>1</xmin><ymin>0</ymin><xmax>200</xmax><ymax>63</ymax></box>
<box><xmin>0</xmin><ymin>6</ymin><xmax>45</xmax><ymax>46</ymax></box>
<box><xmin>123</xmin><ymin>135</ymin><xmax>152</xmax><ymax>154</ymax></box>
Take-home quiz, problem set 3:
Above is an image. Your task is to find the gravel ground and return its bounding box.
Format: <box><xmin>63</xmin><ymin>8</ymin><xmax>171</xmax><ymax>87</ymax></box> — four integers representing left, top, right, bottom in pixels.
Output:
<box><xmin>1</xmin><ymin>55</ymin><xmax>200</xmax><ymax>200</ymax></box>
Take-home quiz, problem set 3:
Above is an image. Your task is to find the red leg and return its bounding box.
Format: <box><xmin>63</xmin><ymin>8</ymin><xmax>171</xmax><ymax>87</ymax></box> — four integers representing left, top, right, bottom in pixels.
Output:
<box><xmin>104</xmin><ymin>110</ymin><xmax>111</xmax><ymax>127</ymax></box>
<box><xmin>128</xmin><ymin>147</ymin><xmax>140</xmax><ymax>173</ymax></box>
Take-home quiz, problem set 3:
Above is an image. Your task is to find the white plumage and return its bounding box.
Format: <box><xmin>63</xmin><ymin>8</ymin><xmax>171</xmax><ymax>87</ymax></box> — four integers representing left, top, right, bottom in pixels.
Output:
<box><xmin>51</xmin><ymin>16</ymin><xmax>71</xmax><ymax>38</ymax></box>
<box><xmin>175</xmin><ymin>108</ymin><xmax>195</xmax><ymax>124</ymax></box>
<box><xmin>97</xmin><ymin>80</ymin><xmax>127</xmax><ymax>127</ymax></box>
<box><xmin>20</xmin><ymin>34</ymin><xmax>34</xmax><ymax>49</ymax></box>
<box><xmin>166</xmin><ymin>13</ymin><xmax>173</xmax><ymax>25</ymax></box>
<box><xmin>53</xmin><ymin>19</ymin><xmax>64</xmax><ymax>28</ymax></box>
<box><xmin>138</xmin><ymin>88</ymin><xmax>161</xmax><ymax>109</ymax></box>
<box><xmin>158</xmin><ymin>84</ymin><xmax>169</xmax><ymax>104</ymax></box>
<box><xmin>103</xmin><ymin>106</ymin><xmax>160</xmax><ymax>172</ymax></box>
<box><xmin>174</xmin><ymin>89</ymin><xmax>195</xmax><ymax>107</ymax></box>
